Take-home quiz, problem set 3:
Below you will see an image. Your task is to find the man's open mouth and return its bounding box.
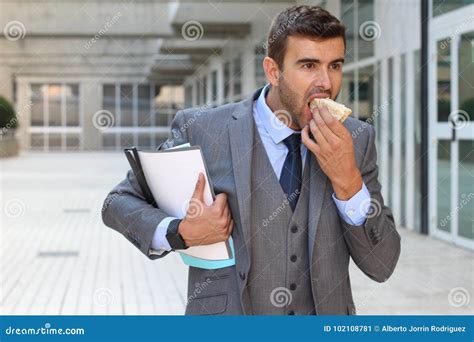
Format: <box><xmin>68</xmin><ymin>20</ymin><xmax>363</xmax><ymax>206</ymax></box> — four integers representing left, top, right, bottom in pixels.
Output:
<box><xmin>307</xmin><ymin>94</ymin><xmax>330</xmax><ymax>109</ymax></box>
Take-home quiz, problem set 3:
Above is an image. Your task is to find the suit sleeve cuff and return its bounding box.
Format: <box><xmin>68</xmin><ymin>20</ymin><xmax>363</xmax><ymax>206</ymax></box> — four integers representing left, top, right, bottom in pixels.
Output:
<box><xmin>332</xmin><ymin>182</ymin><xmax>371</xmax><ymax>226</ymax></box>
<box><xmin>150</xmin><ymin>216</ymin><xmax>176</xmax><ymax>255</ymax></box>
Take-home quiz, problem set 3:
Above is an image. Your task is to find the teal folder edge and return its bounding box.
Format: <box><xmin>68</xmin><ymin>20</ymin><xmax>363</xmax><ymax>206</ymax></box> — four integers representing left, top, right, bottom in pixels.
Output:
<box><xmin>178</xmin><ymin>237</ymin><xmax>235</xmax><ymax>269</ymax></box>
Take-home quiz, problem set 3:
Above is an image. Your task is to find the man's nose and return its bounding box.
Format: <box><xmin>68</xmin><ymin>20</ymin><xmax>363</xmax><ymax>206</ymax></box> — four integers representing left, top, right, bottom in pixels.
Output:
<box><xmin>311</xmin><ymin>69</ymin><xmax>331</xmax><ymax>91</ymax></box>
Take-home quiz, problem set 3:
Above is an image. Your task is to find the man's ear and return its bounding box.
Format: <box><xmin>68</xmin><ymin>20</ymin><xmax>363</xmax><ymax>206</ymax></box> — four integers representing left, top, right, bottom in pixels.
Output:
<box><xmin>263</xmin><ymin>57</ymin><xmax>281</xmax><ymax>87</ymax></box>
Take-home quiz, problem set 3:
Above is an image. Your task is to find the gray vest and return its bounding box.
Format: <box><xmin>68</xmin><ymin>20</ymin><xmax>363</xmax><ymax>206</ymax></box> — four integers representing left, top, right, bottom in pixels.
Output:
<box><xmin>247</xmin><ymin>131</ymin><xmax>315</xmax><ymax>315</ymax></box>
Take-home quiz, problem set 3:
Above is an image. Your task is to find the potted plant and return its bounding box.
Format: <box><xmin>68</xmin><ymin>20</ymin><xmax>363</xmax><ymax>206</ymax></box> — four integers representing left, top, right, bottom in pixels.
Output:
<box><xmin>0</xmin><ymin>95</ymin><xmax>19</xmax><ymax>157</ymax></box>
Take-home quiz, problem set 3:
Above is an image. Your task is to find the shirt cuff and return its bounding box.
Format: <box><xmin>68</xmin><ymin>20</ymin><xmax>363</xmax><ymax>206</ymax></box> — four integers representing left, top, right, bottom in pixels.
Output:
<box><xmin>150</xmin><ymin>216</ymin><xmax>176</xmax><ymax>255</ymax></box>
<box><xmin>332</xmin><ymin>182</ymin><xmax>371</xmax><ymax>226</ymax></box>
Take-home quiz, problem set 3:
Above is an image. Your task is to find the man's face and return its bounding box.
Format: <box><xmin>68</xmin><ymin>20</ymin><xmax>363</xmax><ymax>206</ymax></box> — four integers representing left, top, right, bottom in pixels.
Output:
<box><xmin>275</xmin><ymin>35</ymin><xmax>345</xmax><ymax>130</ymax></box>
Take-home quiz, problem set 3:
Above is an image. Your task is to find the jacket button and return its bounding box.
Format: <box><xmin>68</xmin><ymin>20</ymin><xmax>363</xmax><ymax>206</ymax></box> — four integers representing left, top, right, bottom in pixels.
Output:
<box><xmin>288</xmin><ymin>310</ymin><xmax>295</xmax><ymax>315</ymax></box>
<box><xmin>290</xmin><ymin>255</ymin><xmax>297</xmax><ymax>262</ymax></box>
<box><xmin>239</xmin><ymin>271</ymin><xmax>246</xmax><ymax>281</ymax></box>
<box><xmin>290</xmin><ymin>283</ymin><xmax>297</xmax><ymax>291</ymax></box>
<box><xmin>291</xmin><ymin>226</ymin><xmax>298</xmax><ymax>233</ymax></box>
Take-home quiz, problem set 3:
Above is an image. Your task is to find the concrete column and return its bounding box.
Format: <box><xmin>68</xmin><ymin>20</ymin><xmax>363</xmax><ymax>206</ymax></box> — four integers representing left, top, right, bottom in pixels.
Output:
<box><xmin>81</xmin><ymin>79</ymin><xmax>102</xmax><ymax>150</ymax></box>
<box><xmin>15</xmin><ymin>79</ymin><xmax>31</xmax><ymax>150</ymax></box>
<box><xmin>242</xmin><ymin>43</ymin><xmax>256</xmax><ymax>98</ymax></box>
<box><xmin>0</xmin><ymin>66</ymin><xmax>13</xmax><ymax>103</ymax></box>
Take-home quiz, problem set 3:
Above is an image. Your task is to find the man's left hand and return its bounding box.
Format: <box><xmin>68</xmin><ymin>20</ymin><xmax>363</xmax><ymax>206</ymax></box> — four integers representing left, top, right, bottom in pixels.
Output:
<box><xmin>301</xmin><ymin>103</ymin><xmax>362</xmax><ymax>200</ymax></box>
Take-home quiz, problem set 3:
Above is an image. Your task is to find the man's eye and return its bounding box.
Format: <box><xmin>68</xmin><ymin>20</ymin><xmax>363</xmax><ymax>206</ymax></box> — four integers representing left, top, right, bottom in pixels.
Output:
<box><xmin>303</xmin><ymin>63</ymin><xmax>314</xmax><ymax>69</ymax></box>
<box><xmin>330</xmin><ymin>63</ymin><xmax>342</xmax><ymax>71</ymax></box>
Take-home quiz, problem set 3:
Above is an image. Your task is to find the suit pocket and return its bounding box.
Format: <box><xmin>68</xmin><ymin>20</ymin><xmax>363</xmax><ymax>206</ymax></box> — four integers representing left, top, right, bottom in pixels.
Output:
<box><xmin>186</xmin><ymin>294</ymin><xmax>228</xmax><ymax>315</ymax></box>
<box><xmin>347</xmin><ymin>303</ymin><xmax>357</xmax><ymax>315</ymax></box>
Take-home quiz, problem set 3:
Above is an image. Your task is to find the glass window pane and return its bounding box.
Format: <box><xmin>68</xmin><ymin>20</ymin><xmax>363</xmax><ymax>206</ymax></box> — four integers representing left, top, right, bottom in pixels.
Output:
<box><xmin>137</xmin><ymin>85</ymin><xmax>151</xmax><ymax>127</ymax></box>
<box><xmin>458</xmin><ymin>140</ymin><xmax>474</xmax><ymax>239</ymax></box>
<box><xmin>211</xmin><ymin>70</ymin><xmax>218</xmax><ymax>102</ymax></box>
<box><xmin>224</xmin><ymin>61</ymin><xmax>230</xmax><ymax>100</ymax></box>
<box><xmin>432</xmin><ymin>0</ymin><xmax>471</xmax><ymax>17</ymax></box>
<box><xmin>458</xmin><ymin>32</ymin><xmax>474</xmax><ymax>123</ymax></box>
<box><xmin>102</xmin><ymin>133</ymin><xmax>116</xmax><ymax>150</ymax></box>
<box><xmin>358</xmin><ymin>0</ymin><xmax>375</xmax><ymax>59</ymax></box>
<box><xmin>202</xmin><ymin>77</ymin><xmax>207</xmax><ymax>104</ymax></box>
<box><xmin>233</xmin><ymin>55</ymin><xmax>242</xmax><ymax>96</ymax></box>
<box><xmin>400</xmin><ymin>54</ymin><xmax>406</xmax><ymax>227</ymax></box>
<box><xmin>66</xmin><ymin>135</ymin><xmax>80</xmax><ymax>149</ymax></box>
<box><xmin>358</xmin><ymin>65</ymin><xmax>375</xmax><ymax>122</ymax></box>
<box><xmin>30</xmin><ymin>133</ymin><xmax>45</xmax><ymax>150</ymax></box>
<box><xmin>185</xmin><ymin>85</ymin><xmax>192</xmax><ymax>108</ymax></box>
<box><xmin>437</xmin><ymin>39</ymin><xmax>451</xmax><ymax>122</ymax></box>
<box><xmin>414</xmin><ymin>49</ymin><xmax>422</xmax><ymax>232</ymax></box>
<box><xmin>31</xmin><ymin>84</ymin><xmax>45</xmax><ymax>126</ymax></box>
<box><xmin>340</xmin><ymin>70</ymin><xmax>355</xmax><ymax>112</ymax></box>
<box><xmin>49</xmin><ymin>133</ymin><xmax>61</xmax><ymax>149</ymax></box>
<box><xmin>341</xmin><ymin>0</ymin><xmax>355</xmax><ymax>64</ymax></box>
<box><xmin>48</xmin><ymin>84</ymin><xmax>62</xmax><ymax>126</ymax></box>
<box><xmin>437</xmin><ymin>140</ymin><xmax>451</xmax><ymax>232</ymax></box>
<box><xmin>120</xmin><ymin>133</ymin><xmax>133</xmax><ymax>148</ymax></box>
<box><xmin>196</xmin><ymin>80</ymin><xmax>201</xmax><ymax>105</ymax></box>
<box><xmin>65</xmin><ymin>84</ymin><xmax>79</xmax><ymax>126</ymax></box>
<box><xmin>120</xmin><ymin>85</ymin><xmax>134</xmax><ymax>127</ymax></box>
<box><xmin>102</xmin><ymin>84</ymin><xmax>116</xmax><ymax>127</ymax></box>
<box><xmin>137</xmin><ymin>134</ymin><xmax>152</xmax><ymax>149</ymax></box>
<box><xmin>388</xmin><ymin>57</ymin><xmax>393</xmax><ymax>207</ymax></box>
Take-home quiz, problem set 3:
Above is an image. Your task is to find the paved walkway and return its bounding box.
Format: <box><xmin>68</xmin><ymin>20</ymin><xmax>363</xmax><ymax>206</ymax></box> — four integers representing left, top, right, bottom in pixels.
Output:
<box><xmin>1</xmin><ymin>152</ymin><xmax>472</xmax><ymax>315</ymax></box>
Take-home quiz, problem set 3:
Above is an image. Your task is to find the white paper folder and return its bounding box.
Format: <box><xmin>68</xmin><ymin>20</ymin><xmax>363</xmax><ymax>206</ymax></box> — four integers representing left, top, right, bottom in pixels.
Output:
<box><xmin>124</xmin><ymin>144</ymin><xmax>235</xmax><ymax>269</ymax></box>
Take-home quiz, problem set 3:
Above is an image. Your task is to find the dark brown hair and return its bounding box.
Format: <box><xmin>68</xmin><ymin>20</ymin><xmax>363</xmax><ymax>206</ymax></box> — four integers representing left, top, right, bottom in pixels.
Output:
<box><xmin>266</xmin><ymin>5</ymin><xmax>346</xmax><ymax>69</ymax></box>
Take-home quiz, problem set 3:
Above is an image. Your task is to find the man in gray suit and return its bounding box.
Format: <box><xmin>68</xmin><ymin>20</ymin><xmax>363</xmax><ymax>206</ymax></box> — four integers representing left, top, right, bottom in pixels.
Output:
<box><xmin>102</xmin><ymin>5</ymin><xmax>400</xmax><ymax>315</ymax></box>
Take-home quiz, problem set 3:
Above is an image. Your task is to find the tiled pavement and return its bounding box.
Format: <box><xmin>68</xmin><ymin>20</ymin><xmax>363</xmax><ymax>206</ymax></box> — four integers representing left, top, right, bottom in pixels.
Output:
<box><xmin>1</xmin><ymin>152</ymin><xmax>472</xmax><ymax>315</ymax></box>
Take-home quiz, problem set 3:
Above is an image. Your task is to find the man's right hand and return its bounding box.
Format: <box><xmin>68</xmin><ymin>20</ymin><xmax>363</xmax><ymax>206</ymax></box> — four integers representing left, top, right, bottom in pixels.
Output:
<box><xmin>178</xmin><ymin>173</ymin><xmax>234</xmax><ymax>247</ymax></box>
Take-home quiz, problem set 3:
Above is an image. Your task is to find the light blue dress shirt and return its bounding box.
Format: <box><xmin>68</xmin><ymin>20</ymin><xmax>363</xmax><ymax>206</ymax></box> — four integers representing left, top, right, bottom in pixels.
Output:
<box><xmin>151</xmin><ymin>84</ymin><xmax>370</xmax><ymax>254</ymax></box>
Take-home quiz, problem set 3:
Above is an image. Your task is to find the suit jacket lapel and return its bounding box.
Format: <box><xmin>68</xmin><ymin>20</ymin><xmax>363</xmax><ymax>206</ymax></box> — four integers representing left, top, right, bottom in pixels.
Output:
<box><xmin>228</xmin><ymin>94</ymin><xmax>257</xmax><ymax>261</ymax></box>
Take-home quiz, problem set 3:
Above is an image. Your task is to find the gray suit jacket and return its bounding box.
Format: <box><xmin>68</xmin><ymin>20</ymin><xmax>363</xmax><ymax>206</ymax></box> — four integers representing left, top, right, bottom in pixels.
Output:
<box><xmin>102</xmin><ymin>87</ymin><xmax>401</xmax><ymax>315</ymax></box>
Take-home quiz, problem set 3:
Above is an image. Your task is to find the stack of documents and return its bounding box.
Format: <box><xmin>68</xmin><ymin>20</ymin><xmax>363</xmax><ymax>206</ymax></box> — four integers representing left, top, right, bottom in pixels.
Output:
<box><xmin>124</xmin><ymin>143</ymin><xmax>235</xmax><ymax>269</ymax></box>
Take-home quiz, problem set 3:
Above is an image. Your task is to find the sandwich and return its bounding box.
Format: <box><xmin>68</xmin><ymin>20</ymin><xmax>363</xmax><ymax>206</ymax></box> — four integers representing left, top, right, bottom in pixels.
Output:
<box><xmin>309</xmin><ymin>98</ymin><xmax>352</xmax><ymax>123</ymax></box>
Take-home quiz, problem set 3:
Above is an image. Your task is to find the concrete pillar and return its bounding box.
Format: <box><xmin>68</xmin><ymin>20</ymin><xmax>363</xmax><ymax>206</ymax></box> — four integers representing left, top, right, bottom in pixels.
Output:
<box><xmin>0</xmin><ymin>66</ymin><xmax>13</xmax><ymax>103</ymax></box>
<box><xmin>15</xmin><ymin>79</ymin><xmax>30</xmax><ymax>150</ymax></box>
<box><xmin>81</xmin><ymin>79</ymin><xmax>102</xmax><ymax>150</ymax></box>
<box><xmin>242</xmin><ymin>43</ymin><xmax>257</xmax><ymax>98</ymax></box>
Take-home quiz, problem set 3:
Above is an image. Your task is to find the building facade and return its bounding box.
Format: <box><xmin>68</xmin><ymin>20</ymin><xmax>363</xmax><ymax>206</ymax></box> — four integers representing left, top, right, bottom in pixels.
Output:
<box><xmin>0</xmin><ymin>0</ymin><xmax>472</xmax><ymax>249</ymax></box>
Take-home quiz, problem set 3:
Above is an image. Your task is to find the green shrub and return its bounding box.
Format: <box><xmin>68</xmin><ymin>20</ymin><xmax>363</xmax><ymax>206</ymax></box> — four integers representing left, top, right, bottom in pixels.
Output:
<box><xmin>0</xmin><ymin>96</ymin><xmax>17</xmax><ymax>129</ymax></box>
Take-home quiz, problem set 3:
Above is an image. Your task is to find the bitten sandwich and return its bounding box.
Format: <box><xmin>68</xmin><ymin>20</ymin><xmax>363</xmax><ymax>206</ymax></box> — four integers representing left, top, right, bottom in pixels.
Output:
<box><xmin>309</xmin><ymin>98</ymin><xmax>352</xmax><ymax>123</ymax></box>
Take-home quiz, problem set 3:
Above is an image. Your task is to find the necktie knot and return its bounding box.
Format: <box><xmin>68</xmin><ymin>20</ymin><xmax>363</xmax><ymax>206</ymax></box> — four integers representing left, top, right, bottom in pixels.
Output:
<box><xmin>283</xmin><ymin>133</ymin><xmax>301</xmax><ymax>153</ymax></box>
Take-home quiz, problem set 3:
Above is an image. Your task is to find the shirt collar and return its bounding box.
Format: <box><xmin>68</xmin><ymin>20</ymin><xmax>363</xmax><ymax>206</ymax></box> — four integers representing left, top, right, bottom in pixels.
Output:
<box><xmin>255</xmin><ymin>84</ymin><xmax>299</xmax><ymax>145</ymax></box>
